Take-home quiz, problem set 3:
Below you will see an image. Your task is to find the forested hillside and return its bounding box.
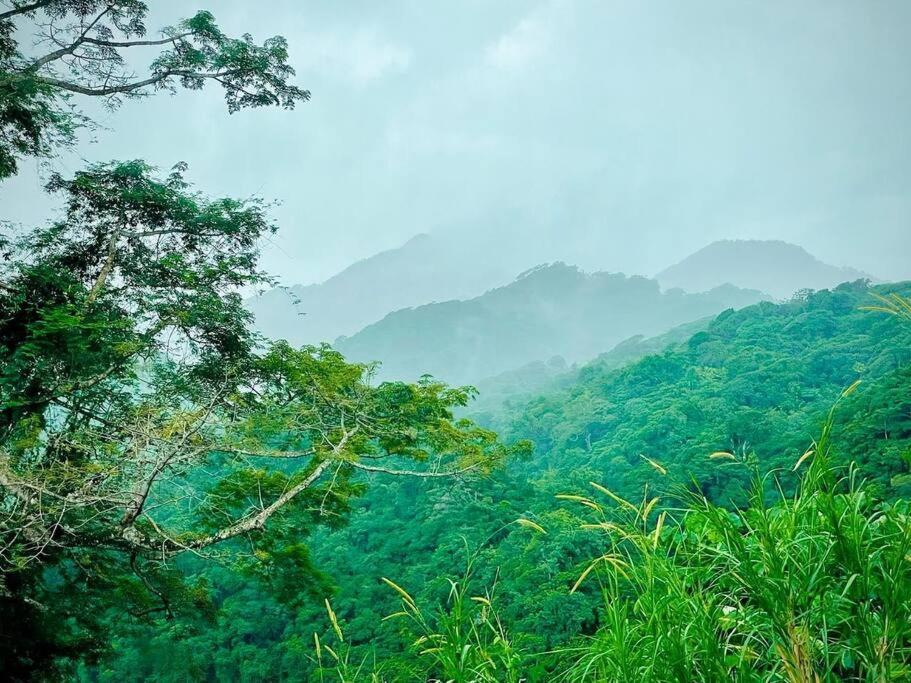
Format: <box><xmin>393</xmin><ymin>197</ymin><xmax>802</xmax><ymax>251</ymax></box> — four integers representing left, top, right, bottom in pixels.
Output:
<box><xmin>336</xmin><ymin>263</ymin><xmax>765</xmax><ymax>384</ymax></box>
<box><xmin>3</xmin><ymin>3</ymin><xmax>911</xmax><ymax>682</ymax></box>
<box><xmin>90</xmin><ymin>280</ymin><xmax>911</xmax><ymax>680</ymax></box>
<box><xmin>467</xmin><ymin>316</ymin><xmax>712</xmax><ymax>424</ymax></box>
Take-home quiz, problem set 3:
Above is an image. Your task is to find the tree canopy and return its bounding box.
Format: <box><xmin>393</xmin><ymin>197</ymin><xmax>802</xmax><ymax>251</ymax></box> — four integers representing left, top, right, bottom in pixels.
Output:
<box><xmin>0</xmin><ymin>0</ymin><xmax>309</xmax><ymax>177</ymax></box>
<box><xmin>79</xmin><ymin>281</ymin><xmax>911</xmax><ymax>680</ymax></box>
<box><xmin>0</xmin><ymin>160</ymin><xmax>523</xmax><ymax>659</ymax></box>
<box><xmin>0</xmin><ymin>6</ymin><xmax>532</xmax><ymax>678</ymax></box>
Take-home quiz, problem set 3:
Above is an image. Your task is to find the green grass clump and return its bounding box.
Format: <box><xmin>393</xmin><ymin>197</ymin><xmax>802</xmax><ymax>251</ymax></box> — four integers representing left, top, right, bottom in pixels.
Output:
<box><xmin>562</xmin><ymin>398</ymin><xmax>911</xmax><ymax>682</ymax></box>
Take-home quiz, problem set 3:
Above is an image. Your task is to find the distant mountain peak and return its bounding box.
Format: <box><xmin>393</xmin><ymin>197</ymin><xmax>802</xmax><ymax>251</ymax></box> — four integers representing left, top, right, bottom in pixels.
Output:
<box><xmin>656</xmin><ymin>239</ymin><xmax>870</xmax><ymax>299</ymax></box>
<box><xmin>246</xmin><ymin>232</ymin><xmax>518</xmax><ymax>345</ymax></box>
<box><xmin>335</xmin><ymin>265</ymin><xmax>765</xmax><ymax>384</ymax></box>
<box><xmin>515</xmin><ymin>261</ymin><xmax>577</xmax><ymax>278</ymax></box>
<box><xmin>402</xmin><ymin>232</ymin><xmax>432</xmax><ymax>245</ymax></box>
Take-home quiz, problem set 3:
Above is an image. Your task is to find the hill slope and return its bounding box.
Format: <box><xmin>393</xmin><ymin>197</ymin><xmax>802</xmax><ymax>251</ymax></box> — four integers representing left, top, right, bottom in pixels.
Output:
<box><xmin>335</xmin><ymin>262</ymin><xmax>765</xmax><ymax>384</ymax></box>
<box><xmin>246</xmin><ymin>234</ymin><xmax>515</xmax><ymax>345</ymax></box>
<box><xmin>656</xmin><ymin>239</ymin><xmax>869</xmax><ymax>299</ymax></box>
<box><xmin>467</xmin><ymin>316</ymin><xmax>713</xmax><ymax>423</ymax></box>
<box><xmin>294</xmin><ymin>280</ymin><xmax>911</xmax><ymax>671</ymax></box>
<box><xmin>504</xmin><ymin>280</ymin><xmax>911</xmax><ymax>499</ymax></box>
<box><xmin>97</xmin><ymin>281</ymin><xmax>911</xmax><ymax>679</ymax></box>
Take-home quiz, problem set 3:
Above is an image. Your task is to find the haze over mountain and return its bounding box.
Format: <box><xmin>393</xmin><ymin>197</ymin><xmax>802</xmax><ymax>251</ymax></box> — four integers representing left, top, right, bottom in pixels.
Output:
<box><xmin>249</xmin><ymin>237</ymin><xmax>865</xmax><ymax>348</ymax></box>
<box><xmin>467</xmin><ymin>316</ymin><xmax>712</xmax><ymax>423</ymax></box>
<box><xmin>335</xmin><ymin>262</ymin><xmax>766</xmax><ymax>384</ymax></box>
<box><xmin>246</xmin><ymin>233</ymin><xmax>516</xmax><ymax>344</ymax></box>
<box><xmin>656</xmin><ymin>240</ymin><xmax>870</xmax><ymax>299</ymax></box>
<box><xmin>6</xmin><ymin>2</ymin><xmax>911</xmax><ymax>679</ymax></box>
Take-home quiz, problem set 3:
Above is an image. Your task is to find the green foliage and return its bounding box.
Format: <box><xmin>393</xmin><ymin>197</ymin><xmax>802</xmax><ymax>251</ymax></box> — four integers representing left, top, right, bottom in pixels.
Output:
<box><xmin>150</xmin><ymin>10</ymin><xmax>307</xmax><ymax>113</ymax></box>
<box><xmin>470</xmin><ymin>316</ymin><xmax>712</xmax><ymax>431</ymax></box>
<box><xmin>0</xmin><ymin>160</ymin><xmax>520</xmax><ymax>679</ymax></box>
<box><xmin>562</xmin><ymin>406</ymin><xmax>911</xmax><ymax>681</ymax></box>
<box><xmin>0</xmin><ymin>1</ymin><xmax>309</xmax><ymax>178</ymax></box>
<box><xmin>90</xmin><ymin>284</ymin><xmax>911</xmax><ymax>681</ymax></box>
<box><xmin>381</xmin><ymin>562</ymin><xmax>526</xmax><ymax>683</ymax></box>
<box><xmin>308</xmin><ymin>558</ymin><xmax>527</xmax><ymax>683</ymax></box>
<box><xmin>0</xmin><ymin>66</ymin><xmax>79</xmax><ymax>178</ymax></box>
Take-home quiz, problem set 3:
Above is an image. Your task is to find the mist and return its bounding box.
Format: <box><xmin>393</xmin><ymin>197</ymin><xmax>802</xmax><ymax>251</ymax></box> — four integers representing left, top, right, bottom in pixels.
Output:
<box><xmin>2</xmin><ymin>0</ymin><xmax>909</xmax><ymax>285</ymax></box>
<box><xmin>7</xmin><ymin>3</ymin><xmax>911</xmax><ymax>678</ymax></box>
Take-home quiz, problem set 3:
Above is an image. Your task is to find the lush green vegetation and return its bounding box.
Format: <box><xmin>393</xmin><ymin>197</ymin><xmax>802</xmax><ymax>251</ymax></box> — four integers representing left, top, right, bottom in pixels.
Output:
<box><xmin>0</xmin><ymin>0</ymin><xmax>308</xmax><ymax>179</ymax></box>
<box><xmin>0</xmin><ymin>157</ymin><xmax>522</xmax><ymax>678</ymax></box>
<box><xmin>0</xmin><ymin>4</ymin><xmax>522</xmax><ymax>680</ymax></box>
<box><xmin>3</xmin><ymin>3</ymin><xmax>911</xmax><ymax>682</ymax></box>
<box><xmin>80</xmin><ymin>282</ymin><xmax>911</xmax><ymax>681</ymax></box>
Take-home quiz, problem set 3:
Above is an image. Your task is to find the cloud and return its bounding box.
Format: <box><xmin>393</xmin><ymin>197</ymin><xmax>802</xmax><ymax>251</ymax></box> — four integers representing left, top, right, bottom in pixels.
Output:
<box><xmin>486</xmin><ymin>16</ymin><xmax>549</xmax><ymax>70</ymax></box>
<box><xmin>297</xmin><ymin>28</ymin><xmax>412</xmax><ymax>85</ymax></box>
<box><xmin>485</xmin><ymin>1</ymin><xmax>569</xmax><ymax>70</ymax></box>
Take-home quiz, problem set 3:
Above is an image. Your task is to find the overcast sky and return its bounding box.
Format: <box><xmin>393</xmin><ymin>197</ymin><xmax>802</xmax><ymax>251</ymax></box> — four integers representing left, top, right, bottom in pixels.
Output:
<box><xmin>3</xmin><ymin>0</ymin><xmax>910</xmax><ymax>285</ymax></box>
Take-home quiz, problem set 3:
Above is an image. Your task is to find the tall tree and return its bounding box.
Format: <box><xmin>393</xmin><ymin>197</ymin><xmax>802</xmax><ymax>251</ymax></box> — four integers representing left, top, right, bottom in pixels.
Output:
<box><xmin>0</xmin><ymin>4</ymin><xmax>528</xmax><ymax>678</ymax></box>
<box><xmin>0</xmin><ymin>0</ymin><xmax>309</xmax><ymax>178</ymax></box>
<box><xmin>0</xmin><ymin>160</ymin><xmax>523</xmax><ymax>677</ymax></box>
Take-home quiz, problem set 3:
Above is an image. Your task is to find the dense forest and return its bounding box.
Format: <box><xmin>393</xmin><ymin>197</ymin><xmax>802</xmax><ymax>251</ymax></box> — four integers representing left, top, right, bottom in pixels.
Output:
<box><xmin>2</xmin><ymin>3</ymin><xmax>911</xmax><ymax>682</ymax></box>
<box><xmin>83</xmin><ymin>280</ymin><xmax>911</xmax><ymax>681</ymax></box>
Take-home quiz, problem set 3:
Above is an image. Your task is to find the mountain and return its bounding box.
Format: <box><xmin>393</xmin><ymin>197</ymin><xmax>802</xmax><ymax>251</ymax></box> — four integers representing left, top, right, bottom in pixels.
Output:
<box><xmin>335</xmin><ymin>262</ymin><xmax>766</xmax><ymax>384</ymax></box>
<box><xmin>249</xmin><ymin>237</ymin><xmax>867</xmax><ymax>347</ymax></box>
<box><xmin>498</xmin><ymin>279</ymin><xmax>911</xmax><ymax>497</ymax></box>
<box><xmin>302</xmin><ymin>281</ymin><xmax>911</xmax><ymax>678</ymax></box>
<box><xmin>656</xmin><ymin>239</ymin><xmax>870</xmax><ymax>299</ymax></box>
<box><xmin>246</xmin><ymin>234</ymin><xmax>515</xmax><ymax>345</ymax></box>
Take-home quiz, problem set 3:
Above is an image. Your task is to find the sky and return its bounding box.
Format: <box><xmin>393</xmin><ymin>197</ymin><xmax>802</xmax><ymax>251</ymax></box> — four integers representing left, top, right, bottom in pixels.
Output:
<box><xmin>2</xmin><ymin>0</ymin><xmax>910</xmax><ymax>285</ymax></box>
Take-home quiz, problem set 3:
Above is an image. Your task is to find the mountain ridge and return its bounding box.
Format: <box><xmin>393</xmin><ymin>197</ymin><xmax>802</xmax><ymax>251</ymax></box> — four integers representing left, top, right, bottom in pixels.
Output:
<box><xmin>246</xmin><ymin>233</ymin><xmax>515</xmax><ymax>345</ymax></box>
<box><xmin>656</xmin><ymin>239</ymin><xmax>870</xmax><ymax>299</ymax></box>
<box><xmin>335</xmin><ymin>262</ymin><xmax>767</xmax><ymax>384</ymax></box>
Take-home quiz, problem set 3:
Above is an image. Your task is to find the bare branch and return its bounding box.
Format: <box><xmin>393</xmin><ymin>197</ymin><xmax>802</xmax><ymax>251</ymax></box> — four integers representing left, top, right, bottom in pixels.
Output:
<box><xmin>129</xmin><ymin>553</ymin><xmax>172</xmax><ymax>619</ymax></box>
<box><xmin>29</xmin><ymin>6</ymin><xmax>111</xmax><ymax>70</ymax></box>
<box><xmin>85</xmin><ymin>227</ymin><xmax>120</xmax><ymax>304</ymax></box>
<box><xmin>82</xmin><ymin>33</ymin><xmax>194</xmax><ymax>49</ymax></box>
<box><xmin>0</xmin><ymin>452</ymin><xmax>34</xmax><ymax>506</ymax></box>
<box><xmin>36</xmin><ymin>69</ymin><xmax>246</xmax><ymax>98</ymax></box>
<box><xmin>36</xmin><ymin>72</ymin><xmax>167</xmax><ymax>96</ymax></box>
<box><xmin>0</xmin><ymin>0</ymin><xmax>54</xmax><ymax>21</ymax></box>
<box><xmin>349</xmin><ymin>461</ymin><xmax>482</xmax><ymax>478</ymax></box>
<box><xmin>217</xmin><ymin>447</ymin><xmax>317</xmax><ymax>460</ymax></box>
<box><xmin>183</xmin><ymin>458</ymin><xmax>333</xmax><ymax>550</ymax></box>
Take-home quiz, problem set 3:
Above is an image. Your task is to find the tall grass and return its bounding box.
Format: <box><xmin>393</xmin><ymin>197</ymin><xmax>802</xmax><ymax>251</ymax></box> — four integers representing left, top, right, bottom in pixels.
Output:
<box><xmin>311</xmin><ymin>407</ymin><xmax>911</xmax><ymax>681</ymax></box>
<box><xmin>381</xmin><ymin>558</ymin><xmax>525</xmax><ymax>683</ymax></box>
<box><xmin>311</xmin><ymin>598</ymin><xmax>384</xmax><ymax>683</ymax></box>
<box><xmin>311</xmin><ymin>558</ymin><xmax>524</xmax><ymax>682</ymax></box>
<box><xmin>312</xmin><ymin>392</ymin><xmax>911</xmax><ymax>681</ymax></box>
<box><xmin>560</xmin><ymin>392</ymin><xmax>911</xmax><ymax>682</ymax></box>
